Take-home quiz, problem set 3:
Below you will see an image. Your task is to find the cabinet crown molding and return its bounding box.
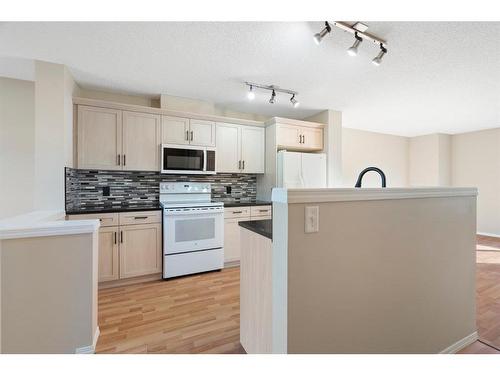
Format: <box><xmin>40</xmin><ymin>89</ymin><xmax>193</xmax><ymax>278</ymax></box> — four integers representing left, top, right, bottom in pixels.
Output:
<box><xmin>73</xmin><ymin>97</ymin><xmax>265</xmax><ymax>128</ymax></box>
<box><xmin>265</xmin><ymin>117</ymin><xmax>326</xmax><ymax>129</ymax></box>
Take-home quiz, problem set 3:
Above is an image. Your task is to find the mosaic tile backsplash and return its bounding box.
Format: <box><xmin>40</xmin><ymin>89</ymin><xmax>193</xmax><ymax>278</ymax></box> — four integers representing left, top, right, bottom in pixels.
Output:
<box><xmin>65</xmin><ymin>168</ymin><xmax>257</xmax><ymax>211</ymax></box>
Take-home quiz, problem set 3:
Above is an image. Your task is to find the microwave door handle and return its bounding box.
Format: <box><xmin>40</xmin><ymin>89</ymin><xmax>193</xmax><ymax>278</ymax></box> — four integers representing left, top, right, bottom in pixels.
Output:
<box><xmin>202</xmin><ymin>150</ymin><xmax>207</xmax><ymax>172</ymax></box>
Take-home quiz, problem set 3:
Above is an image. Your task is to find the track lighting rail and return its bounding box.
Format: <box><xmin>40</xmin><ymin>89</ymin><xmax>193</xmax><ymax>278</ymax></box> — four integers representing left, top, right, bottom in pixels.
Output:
<box><xmin>244</xmin><ymin>82</ymin><xmax>298</xmax><ymax>96</ymax></box>
<box><xmin>331</xmin><ymin>21</ymin><xmax>387</xmax><ymax>47</ymax></box>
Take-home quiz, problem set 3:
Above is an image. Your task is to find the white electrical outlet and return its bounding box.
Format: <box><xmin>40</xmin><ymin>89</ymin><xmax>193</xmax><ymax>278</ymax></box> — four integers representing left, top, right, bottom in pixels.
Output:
<box><xmin>305</xmin><ymin>206</ymin><xmax>319</xmax><ymax>233</ymax></box>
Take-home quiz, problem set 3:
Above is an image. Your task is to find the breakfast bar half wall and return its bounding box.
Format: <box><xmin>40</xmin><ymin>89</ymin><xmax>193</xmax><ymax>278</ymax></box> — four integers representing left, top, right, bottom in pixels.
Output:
<box><xmin>240</xmin><ymin>187</ymin><xmax>478</xmax><ymax>353</ymax></box>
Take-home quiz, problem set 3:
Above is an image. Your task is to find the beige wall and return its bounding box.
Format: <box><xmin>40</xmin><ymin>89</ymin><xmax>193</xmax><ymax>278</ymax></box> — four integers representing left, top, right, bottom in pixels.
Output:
<box><xmin>452</xmin><ymin>128</ymin><xmax>500</xmax><ymax>236</ymax></box>
<box><xmin>78</xmin><ymin>87</ymin><xmax>155</xmax><ymax>107</ymax></box>
<box><xmin>342</xmin><ymin>128</ymin><xmax>409</xmax><ymax>187</ymax></box>
<box><xmin>33</xmin><ymin>61</ymin><xmax>79</xmax><ymax>211</ymax></box>
<box><xmin>1</xmin><ymin>232</ymin><xmax>98</xmax><ymax>353</ymax></box>
<box><xmin>408</xmin><ymin>133</ymin><xmax>451</xmax><ymax>187</ymax></box>
<box><xmin>0</xmin><ymin>77</ymin><xmax>35</xmax><ymax>219</ymax></box>
<box><xmin>281</xmin><ymin>195</ymin><xmax>476</xmax><ymax>353</ymax></box>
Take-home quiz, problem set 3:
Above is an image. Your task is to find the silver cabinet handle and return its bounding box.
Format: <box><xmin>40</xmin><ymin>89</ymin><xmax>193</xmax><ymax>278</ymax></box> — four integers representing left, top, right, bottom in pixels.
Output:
<box><xmin>185</xmin><ymin>130</ymin><xmax>189</xmax><ymax>141</ymax></box>
<box><xmin>134</xmin><ymin>216</ymin><xmax>148</xmax><ymax>220</ymax></box>
<box><xmin>298</xmin><ymin>135</ymin><xmax>302</xmax><ymax>144</ymax></box>
<box><xmin>242</xmin><ymin>160</ymin><xmax>245</xmax><ymax>170</ymax></box>
<box><xmin>238</xmin><ymin>160</ymin><xmax>242</xmax><ymax>169</ymax></box>
<box><xmin>114</xmin><ymin>231</ymin><xmax>117</xmax><ymax>244</ymax></box>
<box><xmin>123</xmin><ymin>154</ymin><xmax>126</xmax><ymax>166</ymax></box>
<box><xmin>259</xmin><ymin>209</ymin><xmax>269</xmax><ymax>212</ymax></box>
<box><xmin>117</xmin><ymin>154</ymin><xmax>121</xmax><ymax>165</ymax></box>
<box><xmin>190</xmin><ymin>131</ymin><xmax>194</xmax><ymax>141</ymax></box>
<box><xmin>120</xmin><ymin>230</ymin><xmax>123</xmax><ymax>243</ymax></box>
<box><xmin>233</xmin><ymin>211</ymin><xmax>243</xmax><ymax>214</ymax></box>
<box><xmin>302</xmin><ymin>135</ymin><xmax>305</xmax><ymax>144</ymax></box>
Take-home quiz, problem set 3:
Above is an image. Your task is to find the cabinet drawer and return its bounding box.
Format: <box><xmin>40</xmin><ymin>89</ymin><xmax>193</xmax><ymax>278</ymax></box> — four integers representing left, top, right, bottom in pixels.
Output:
<box><xmin>250</xmin><ymin>206</ymin><xmax>272</xmax><ymax>218</ymax></box>
<box><xmin>119</xmin><ymin>210</ymin><xmax>161</xmax><ymax>225</ymax></box>
<box><xmin>224</xmin><ymin>207</ymin><xmax>251</xmax><ymax>219</ymax></box>
<box><xmin>67</xmin><ymin>212</ymin><xmax>119</xmax><ymax>227</ymax></box>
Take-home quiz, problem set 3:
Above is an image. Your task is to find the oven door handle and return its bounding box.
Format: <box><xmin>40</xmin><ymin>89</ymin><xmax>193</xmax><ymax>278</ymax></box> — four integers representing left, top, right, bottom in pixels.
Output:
<box><xmin>164</xmin><ymin>211</ymin><xmax>224</xmax><ymax>217</ymax></box>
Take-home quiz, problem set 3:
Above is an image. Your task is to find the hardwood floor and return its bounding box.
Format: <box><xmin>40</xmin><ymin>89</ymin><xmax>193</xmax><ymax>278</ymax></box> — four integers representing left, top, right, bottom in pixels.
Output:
<box><xmin>96</xmin><ymin>267</ymin><xmax>245</xmax><ymax>354</ymax></box>
<box><xmin>96</xmin><ymin>235</ymin><xmax>500</xmax><ymax>354</ymax></box>
<box><xmin>458</xmin><ymin>235</ymin><xmax>500</xmax><ymax>354</ymax></box>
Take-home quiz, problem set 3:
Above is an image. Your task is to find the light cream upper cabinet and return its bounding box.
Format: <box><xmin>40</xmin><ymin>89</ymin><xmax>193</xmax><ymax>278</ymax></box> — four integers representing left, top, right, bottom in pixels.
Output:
<box><xmin>77</xmin><ymin>106</ymin><xmax>123</xmax><ymax>170</ymax></box>
<box><xmin>301</xmin><ymin>127</ymin><xmax>323</xmax><ymax>150</ymax></box>
<box><xmin>189</xmin><ymin>119</ymin><xmax>216</xmax><ymax>147</ymax></box>
<box><xmin>276</xmin><ymin>124</ymin><xmax>300</xmax><ymax>149</ymax></box>
<box><xmin>162</xmin><ymin>115</ymin><xmax>190</xmax><ymax>145</ymax></box>
<box><xmin>241</xmin><ymin>126</ymin><xmax>265</xmax><ymax>173</ymax></box>
<box><xmin>122</xmin><ymin>111</ymin><xmax>161</xmax><ymax>171</ymax></box>
<box><xmin>216</xmin><ymin>123</ymin><xmax>241</xmax><ymax>173</ymax></box>
<box><xmin>216</xmin><ymin>123</ymin><xmax>265</xmax><ymax>174</ymax></box>
<box><xmin>119</xmin><ymin>223</ymin><xmax>162</xmax><ymax>279</ymax></box>
<box><xmin>276</xmin><ymin>123</ymin><xmax>324</xmax><ymax>151</ymax></box>
<box><xmin>98</xmin><ymin>227</ymin><xmax>119</xmax><ymax>282</ymax></box>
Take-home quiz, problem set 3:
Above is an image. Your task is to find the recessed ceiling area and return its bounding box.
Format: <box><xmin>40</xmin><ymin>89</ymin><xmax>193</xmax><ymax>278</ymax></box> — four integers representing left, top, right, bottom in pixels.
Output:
<box><xmin>0</xmin><ymin>21</ymin><xmax>499</xmax><ymax>136</ymax></box>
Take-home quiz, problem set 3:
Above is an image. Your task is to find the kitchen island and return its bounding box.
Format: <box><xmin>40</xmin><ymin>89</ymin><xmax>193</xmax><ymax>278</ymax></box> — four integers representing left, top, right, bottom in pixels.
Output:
<box><xmin>239</xmin><ymin>187</ymin><xmax>478</xmax><ymax>354</ymax></box>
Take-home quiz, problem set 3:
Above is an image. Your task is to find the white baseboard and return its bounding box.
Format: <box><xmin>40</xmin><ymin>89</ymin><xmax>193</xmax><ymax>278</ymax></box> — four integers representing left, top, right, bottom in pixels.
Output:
<box><xmin>439</xmin><ymin>331</ymin><xmax>478</xmax><ymax>354</ymax></box>
<box><xmin>75</xmin><ymin>326</ymin><xmax>100</xmax><ymax>354</ymax></box>
<box><xmin>477</xmin><ymin>232</ymin><xmax>500</xmax><ymax>239</ymax></box>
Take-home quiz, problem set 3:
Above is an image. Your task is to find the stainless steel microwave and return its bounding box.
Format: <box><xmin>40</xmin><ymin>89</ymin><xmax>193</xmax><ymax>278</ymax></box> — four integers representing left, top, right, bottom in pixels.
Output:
<box><xmin>160</xmin><ymin>144</ymin><xmax>216</xmax><ymax>174</ymax></box>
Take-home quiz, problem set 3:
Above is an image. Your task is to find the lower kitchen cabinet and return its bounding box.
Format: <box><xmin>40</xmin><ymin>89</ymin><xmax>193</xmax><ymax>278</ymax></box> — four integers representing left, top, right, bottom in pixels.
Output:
<box><xmin>119</xmin><ymin>223</ymin><xmax>162</xmax><ymax>278</ymax></box>
<box><xmin>67</xmin><ymin>210</ymin><xmax>162</xmax><ymax>284</ymax></box>
<box><xmin>224</xmin><ymin>205</ymin><xmax>271</xmax><ymax>264</ymax></box>
<box><xmin>98</xmin><ymin>226</ymin><xmax>119</xmax><ymax>282</ymax></box>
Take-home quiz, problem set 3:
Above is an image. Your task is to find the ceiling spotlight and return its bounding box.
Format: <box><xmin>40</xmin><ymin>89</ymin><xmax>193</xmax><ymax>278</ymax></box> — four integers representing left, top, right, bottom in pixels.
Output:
<box><xmin>269</xmin><ymin>90</ymin><xmax>276</xmax><ymax>104</ymax></box>
<box><xmin>247</xmin><ymin>85</ymin><xmax>255</xmax><ymax>100</ymax></box>
<box><xmin>313</xmin><ymin>21</ymin><xmax>331</xmax><ymax>45</ymax></box>
<box><xmin>347</xmin><ymin>32</ymin><xmax>363</xmax><ymax>56</ymax></box>
<box><xmin>290</xmin><ymin>94</ymin><xmax>299</xmax><ymax>108</ymax></box>
<box><xmin>372</xmin><ymin>43</ymin><xmax>388</xmax><ymax>66</ymax></box>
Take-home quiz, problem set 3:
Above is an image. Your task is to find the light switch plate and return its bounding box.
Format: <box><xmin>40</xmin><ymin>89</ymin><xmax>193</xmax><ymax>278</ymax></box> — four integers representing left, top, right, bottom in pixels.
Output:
<box><xmin>305</xmin><ymin>206</ymin><xmax>319</xmax><ymax>233</ymax></box>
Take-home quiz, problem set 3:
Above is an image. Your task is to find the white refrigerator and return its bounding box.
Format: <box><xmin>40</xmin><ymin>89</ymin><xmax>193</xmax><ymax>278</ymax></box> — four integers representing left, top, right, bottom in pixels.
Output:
<box><xmin>277</xmin><ymin>151</ymin><xmax>327</xmax><ymax>188</ymax></box>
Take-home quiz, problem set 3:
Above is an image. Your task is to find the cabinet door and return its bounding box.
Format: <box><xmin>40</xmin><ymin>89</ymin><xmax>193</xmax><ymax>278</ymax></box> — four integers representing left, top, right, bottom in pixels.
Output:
<box><xmin>98</xmin><ymin>227</ymin><xmax>119</xmax><ymax>282</ymax></box>
<box><xmin>276</xmin><ymin>124</ymin><xmax>300</xmax><ymax>150</ymax></box>
<box><xmin>241</xmin><ymin>126</ymin><xmax>265</xmax><ymax>174</ymax></box>
<box><xmin>301</xmin><ymin>127</ymin><xmax>324</xmax><ymax>151</ymax></box>
<box><xmin>77</xmin><ymin>106</ymin><xmax>122</xmax><ymax>170</ymax></box>
<box><xmin>224</xmin><ymin>217</ymin><xmax>249</xmax><ymax>263</ymax></box>
<box><xmin>119</xmin><ymin>223</ymin><xmax>162</xmax><ymax>279</ymax></box>
<box><xmin>216</xmin><ymin>123</ymin><xmax>241</xmax><ymax>173</ymax></box>
<box><xmin>162</xmin><ymin>115</ymin><xmax>190</xmax><ymax>145</ymax></box>
<box><xmin>189</xmin><ymin>119</ymin><xmax>216</xmax><ymax>147</ymax></box>
<box><xmin>122</xmin><ymin>111</ymin><xmax>161</xmax><ymax>171</ymax></box>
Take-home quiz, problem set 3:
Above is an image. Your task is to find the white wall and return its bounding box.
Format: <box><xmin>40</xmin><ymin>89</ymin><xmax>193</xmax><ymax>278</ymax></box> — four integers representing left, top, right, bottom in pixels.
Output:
<box><xmin>452</xmin><ymin>128</ymin><xmax>500</xmax><ymax>236</ymax></box>
<box><xmin>342</xmin><ymin>128</ymin><xmax>409</xmax><ymax>187</ymax></box>
<box><xmin>0</xmin><ymin>77</ymin><xmax>35</xmax><ymax>219</ymax></box>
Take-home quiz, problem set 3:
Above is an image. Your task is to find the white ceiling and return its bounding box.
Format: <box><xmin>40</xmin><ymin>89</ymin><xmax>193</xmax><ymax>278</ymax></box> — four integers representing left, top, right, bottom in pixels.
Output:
<box><xmin>1</xmin><ymin>22</ymin><xmax>499</xmax><ymax>136</ymax></box>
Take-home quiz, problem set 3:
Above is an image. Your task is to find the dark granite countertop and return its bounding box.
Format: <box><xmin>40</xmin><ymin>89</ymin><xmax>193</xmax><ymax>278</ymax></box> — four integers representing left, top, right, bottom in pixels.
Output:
<box><xmin>66</xmin><ymin>204</ymin><xmax>163</xmax><ymax>215</ymax></box>
<box><xmin>66</xmin><ymin>200</ymin><xmax>271</xmax><ymax>215</ymax></box>
<box><xmin>239</xmin><ymin>219</ymin><xmax>272</xmax><ymax>240</ymax></box>
<box><xmin>218</xmin><ymin>200</ymin><xmax>271</xmax><ymax>208</ymax></box>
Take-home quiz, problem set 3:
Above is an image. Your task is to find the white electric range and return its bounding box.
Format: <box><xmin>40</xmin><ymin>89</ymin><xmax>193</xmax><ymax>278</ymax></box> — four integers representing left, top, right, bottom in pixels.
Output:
<box><xmin>160</xmin><ymin>182</ymin><xmax>224</xmax><ymax>278</ymax></box>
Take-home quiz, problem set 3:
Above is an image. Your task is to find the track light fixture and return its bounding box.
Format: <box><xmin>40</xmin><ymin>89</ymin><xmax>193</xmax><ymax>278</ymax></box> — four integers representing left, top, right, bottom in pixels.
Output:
<box><xmin>313</xmin><ymin>21</ymin><xmax>388</xmax><ymax>65</ymax></box>
<box><xmin>244</xmin><ymin>82</ymin><xmax>299</xmax><ymax>108</ymax></box>
<box><xmin>347</xmin><ymin>32</ymin><xmax>363</xmax><ymax>56</ymax></box>
<box><xmin>313</xmin><ymin>21</ymin><xmax>331</xmax><ymax>45</ymax></box>
<box><xmin>269</xmin><ymin>90</ymin><xmax>276</xmax><ymax>104</ymax></box>
<box><xmin>372</xmin><ymin>43</ymin><xmax>388</xmax><ymax>66</ymax></box>
<box><xmin>247</xmin><ymin>85</ymin><xmax>255</xmax><ymax>100</ymax></box>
